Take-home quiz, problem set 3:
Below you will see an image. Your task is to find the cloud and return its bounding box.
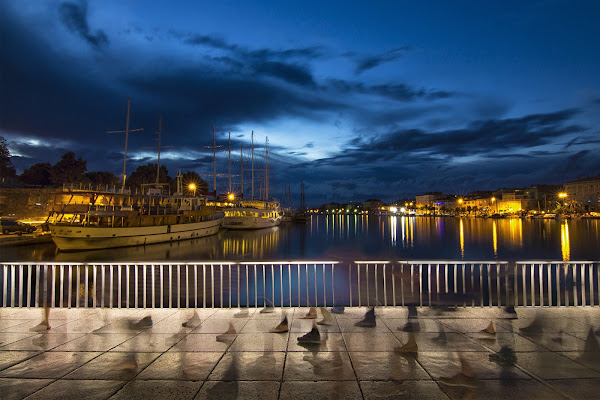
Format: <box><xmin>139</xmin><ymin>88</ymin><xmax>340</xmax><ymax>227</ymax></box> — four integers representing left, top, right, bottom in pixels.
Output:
<box><xmin>58</xmin><ymin>1</ymin><xmax>109</xmax><ymax>49</ymax></box>
<box><xmin>326</xmin><ymin>79</ymin><xmax>455</xmax><ymax>102</ymax></box>
<box><xmin>354</xmin><ymin>46</ymin><xmax>411</xmax><ymax>74</ymax></box>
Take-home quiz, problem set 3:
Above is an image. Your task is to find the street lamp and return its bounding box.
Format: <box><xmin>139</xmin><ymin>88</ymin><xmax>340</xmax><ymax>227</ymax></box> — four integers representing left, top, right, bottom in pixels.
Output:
<box><xmin>188</xmin><ymin>183</ymin><xmax>196</xmax><ymax>197</ymax></box>
<box><xmin>491</xmin><ymin>197</ymin><xmax>497</xmax><ymax>214</ymax></box>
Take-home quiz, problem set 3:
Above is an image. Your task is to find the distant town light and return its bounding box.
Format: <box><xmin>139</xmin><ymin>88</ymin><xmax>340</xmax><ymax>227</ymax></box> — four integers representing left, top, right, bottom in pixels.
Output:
<box><xmin>227</xmin><ymin>193</ymin><xmax>235</xmax><ymax>201</ymax></box>
<box><xmin>559</xmin><ymin>192</ymin><xmax>568</xmax><ymax>198</ymax></box>
<box><xmin>400</xmin><ymin>207</ymin><xmax>406</xmax><ymax>213</ymax></box>
<box><xmin>390</xmin><ymin>207</ymin><xmax>397</xmax><ymax>213</ymax></box>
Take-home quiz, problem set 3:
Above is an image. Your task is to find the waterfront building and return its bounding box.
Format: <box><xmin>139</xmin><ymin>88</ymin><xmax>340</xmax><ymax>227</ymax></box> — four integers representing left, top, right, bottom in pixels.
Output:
<box><xmin>363</xmin><ymin>199</ymin><xmax>383</xmax><ymax>213</ymax></box>
<box><xmin>415</xmin><ymin>193</ymin><xmax>441</xmax><ymax>208</ymax></box>
<box><xmin>564</xmin><ymin>176</ymin><xmax>600</xmax><ymax>206</ymax></box>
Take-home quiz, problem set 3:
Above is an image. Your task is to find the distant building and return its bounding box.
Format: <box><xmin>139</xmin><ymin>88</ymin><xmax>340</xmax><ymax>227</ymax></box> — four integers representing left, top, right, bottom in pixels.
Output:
<box><xmin>363</xmin><ymin>199</ymin><xmax>383</xmax><ymax>212</ymax></box>
<box><xmin>564</xmin><ymin>176</ymin><xmax>600</xmax><ymax>205</ymax></box>
<box><xmin>415</xmin><ymin>192</ymin><xmax>441</xmax><ymax>208</ymax></box>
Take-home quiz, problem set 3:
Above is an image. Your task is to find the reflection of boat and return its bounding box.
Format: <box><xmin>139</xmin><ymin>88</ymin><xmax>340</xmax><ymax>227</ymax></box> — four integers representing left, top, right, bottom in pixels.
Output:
<box><xmin>47</xmin><ymin>189</ymin><xmax>224</xmax><ymax>251</ymax></box>
<box><xmin>221</xmin><ymin>226</ymin><xmax>281</xmax><ymax>258</ymax></box>
<box><xmin>222</xmin><ymin>200</ymin><xmax>283</xmax><ymax>229</ymax></box>
<box><xmin>54</xmin><ymin>230</ymin><xmax>223</xmax><ymax>262</ymax></box>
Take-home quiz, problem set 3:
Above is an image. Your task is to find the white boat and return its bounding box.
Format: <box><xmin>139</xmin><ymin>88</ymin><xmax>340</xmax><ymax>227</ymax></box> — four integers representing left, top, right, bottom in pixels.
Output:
<box><xmin>220</xmin><ymin>131</ymin><xmax>284</xmax><ymax>230</ymax></box>
<box><xmin>47</xmin><ymin>189</ymin><xmax>223</xmax><ymax>251</ymax></box>
<box><xmin>222</xmin><ymin>200</ymin><xmax>283</xmax><ymax>229</ymax></box>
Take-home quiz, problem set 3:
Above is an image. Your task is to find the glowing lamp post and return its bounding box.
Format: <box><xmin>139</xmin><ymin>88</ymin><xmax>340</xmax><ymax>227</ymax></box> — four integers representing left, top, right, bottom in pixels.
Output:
<box><xmin>227</xmin><ymin>193</ymin><xmax>235</xmax><ymax>202</ymax></box>
<box><xmin>189</xmin><ymin>183</ymin><xmax>196</xmax><ymax>197</ymax></box>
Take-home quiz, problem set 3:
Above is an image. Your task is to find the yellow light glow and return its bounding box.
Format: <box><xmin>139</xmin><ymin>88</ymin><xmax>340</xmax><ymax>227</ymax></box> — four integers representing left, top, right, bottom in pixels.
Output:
<box><xmin>390</xmin><ymin>207</ymin><xmax>398</xmax><ymax>213</ymax></box>
<box><xmin>491</xmin><ymin>197</ymin><xmax>495</xmax><ymax>202</ymax></box>
<box><xmin>559</xmin><ymin>192</ymin><xmax>567</xmax><ymax>198</ymax></box>
<box><xmin>227</xmin><ymin>193</ymin><xmax>235</xmax><ymax>201</ymax></box>
<box><xmin>561</xmin><ymin>221</ymin><xmax>570</xmax><ymax>261</ymax></box>
<box><xmin>458</xmin><ymin>198</ymin><xmax>463</xmax><ymax>204</ymax></box>
<box><xmin>188</xmin><ymin>183</ymin><xmax>196</xmax><ymax>190</ymax></box>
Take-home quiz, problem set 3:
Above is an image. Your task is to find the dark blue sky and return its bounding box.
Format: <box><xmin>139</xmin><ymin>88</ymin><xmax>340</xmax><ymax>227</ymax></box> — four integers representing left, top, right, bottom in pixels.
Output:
<box><xmin>1</xmin><ymin>1</ymin><xmax>599</xmax><ymax>206</ymax></box>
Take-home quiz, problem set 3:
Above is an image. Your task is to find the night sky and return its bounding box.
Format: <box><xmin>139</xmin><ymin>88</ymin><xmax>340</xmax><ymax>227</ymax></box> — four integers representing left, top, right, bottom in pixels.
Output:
<box><xmin>1</xmin><ymin>1</ymin><xmax>599</xmax><ymax>206</ymax></box>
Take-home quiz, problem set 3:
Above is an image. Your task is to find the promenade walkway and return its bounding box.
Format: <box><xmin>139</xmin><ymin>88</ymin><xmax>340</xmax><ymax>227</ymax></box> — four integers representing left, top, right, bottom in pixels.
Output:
<box><xmin>0</xmin><ymin>306</ymin><xmax>599</xmax><ymax>399</ymax></box>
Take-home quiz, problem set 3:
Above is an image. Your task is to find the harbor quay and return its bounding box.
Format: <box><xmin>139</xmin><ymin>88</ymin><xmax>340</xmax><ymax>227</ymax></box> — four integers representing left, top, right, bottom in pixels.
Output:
<box><xmin>0</xmin><ymin>261</ymin><xmax>599</xmax><ymax>399</ymax></box>
<box><xmin>0</xmin><ymin>306</ymin><xmax>599</xmax><ymax>399</ymax></box>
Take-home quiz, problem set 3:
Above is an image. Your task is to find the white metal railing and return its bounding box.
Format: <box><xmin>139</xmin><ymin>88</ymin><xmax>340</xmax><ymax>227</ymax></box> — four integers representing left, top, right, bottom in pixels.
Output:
<box><xmin>0</xmin><ymin>261</ymin><xmax>598</xmax><ymax>309</ymax></box>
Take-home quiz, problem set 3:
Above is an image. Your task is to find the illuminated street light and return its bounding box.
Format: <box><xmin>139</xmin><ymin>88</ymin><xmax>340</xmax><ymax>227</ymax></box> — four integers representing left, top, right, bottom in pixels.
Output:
<box><xmin>558</xmin><ymin>192</ymin><xmax>567</xmax><ymax>198</ymax></box>
<box><xmin>188</xmin><ymin>183</ymin><xmax>196</xmax><ymax>196</ymax></box>
<box><xmin>227</xmin><ymin>193</ymin><xmax>235</xmax><ymax>201</ymax></box>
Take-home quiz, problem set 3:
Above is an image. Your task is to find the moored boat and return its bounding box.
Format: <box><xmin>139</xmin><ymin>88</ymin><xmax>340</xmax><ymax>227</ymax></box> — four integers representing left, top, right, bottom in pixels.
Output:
<box><xmin>47</xmin><ymin>188</ymin><xmax>223</xmax><ymax>251</ymax></box>
<box><xmin>222</xmin><ymin>200</ymin><xmax>283</xmax><ymax>230</ymax></box>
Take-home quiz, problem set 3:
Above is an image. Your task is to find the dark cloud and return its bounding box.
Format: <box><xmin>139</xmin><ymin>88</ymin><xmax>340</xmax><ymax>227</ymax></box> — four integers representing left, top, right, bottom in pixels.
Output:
<box><xmin>354</xmin><ymin>46</ymin><xmax>411</xmax><ymax>74</ymax></box>
<box><xmin>252</xmin><ymin>61</ymin><xmax>315</xmax><ymax>87</ymax></box>
<box><xmin>58</xmin><ymin>1</ymin><xmax>109</xmax><ymax>49</ymax></box>
<box><xmin>327</xmin><ymin>79</ymin><xmax>454</xmax><ymax>102</ymax></box>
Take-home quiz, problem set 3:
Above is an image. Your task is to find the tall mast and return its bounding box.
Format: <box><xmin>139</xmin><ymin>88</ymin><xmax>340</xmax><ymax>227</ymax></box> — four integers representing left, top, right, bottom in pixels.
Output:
<box><xmin>228</xmin><ymin>132</ymin><xmax>231</xmax><ymax>193</ymax></box>
<box><xmin>122</xmin><ymin>98</ymin><xmax>131</xmax><ymax>192</ymax></box>
<box><xmin>240</xmin><ymin>143</ymin><xmax>244</xmax><ymax>198</ymax></box>
<box><xmin>213</xmin><ymin>125</ymin><xmax>216</xmax><ymax>196</ymax></box>
<box><xmin>107</xmin><ymin>98</ymin><xmax>142</xmax><ymax>193</ymax></box>
<box><xmin>251</xmin><ymin>131</ymin><xmax>254</xmax><ymax>200</ymax></box>
<box><xmin>265</xmin><ymin>136</ymin><xmax>269</xmax><ymax>200</ymax></box>
<box><xmin>156</xmin><ymin>116</ymin><xmax>162</xmax><ymax>187</ymax></box>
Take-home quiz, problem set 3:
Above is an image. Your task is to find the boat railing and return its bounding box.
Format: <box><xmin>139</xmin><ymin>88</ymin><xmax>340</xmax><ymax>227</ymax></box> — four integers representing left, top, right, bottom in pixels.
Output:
<box><xmin>1</xmin><ymin>261</ymin><xmax>598</xmax><ymax>309</ymax></box>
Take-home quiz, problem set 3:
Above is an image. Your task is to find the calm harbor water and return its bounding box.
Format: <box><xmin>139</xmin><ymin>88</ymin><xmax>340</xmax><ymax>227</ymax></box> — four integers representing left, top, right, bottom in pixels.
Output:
<box><xmin>1</xmin><ymin>215</ymin><xmax>599</xmax><ymax>262</ymax></box>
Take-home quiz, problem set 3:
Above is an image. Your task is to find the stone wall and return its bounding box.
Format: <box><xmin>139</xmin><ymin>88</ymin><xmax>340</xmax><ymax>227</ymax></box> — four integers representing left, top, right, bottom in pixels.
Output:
<box><xmin>0</xmin><ymin>188</ymin><xmax>55</xmax><ymax>220</ymax></box>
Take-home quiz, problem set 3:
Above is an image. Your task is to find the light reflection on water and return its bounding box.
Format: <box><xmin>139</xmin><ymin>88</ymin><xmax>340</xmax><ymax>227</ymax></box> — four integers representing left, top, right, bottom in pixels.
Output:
<box><xmin>1</xmin><ymin>215</ymin><xmax>598</xmax><ymax>262</ymax></box>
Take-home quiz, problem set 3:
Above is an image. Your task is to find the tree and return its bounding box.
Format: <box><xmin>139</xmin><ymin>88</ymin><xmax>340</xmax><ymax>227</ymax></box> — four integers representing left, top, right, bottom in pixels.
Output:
<box><xmin>0</xmin><ymin>136</ymin><xmax>17</xmax><ymax>180</ymax></box>
<box><xmin>49</xmin><ymin>152</ymin><xmax>87</xmax><ymax>185</ymax></box>
<box><xmin>20</xmin><ymin>163</ymin><xmax>52</xmax><ymax>186</ymax></box>
<box><xmin>127</xmin><ymin>163</ymin><xmax>170</xmax><ymax>189</ymax></box>
<box><xmin>84</xmin><ymin>171</ymin><xmax>119</xmax><ymax>186</ymax></box>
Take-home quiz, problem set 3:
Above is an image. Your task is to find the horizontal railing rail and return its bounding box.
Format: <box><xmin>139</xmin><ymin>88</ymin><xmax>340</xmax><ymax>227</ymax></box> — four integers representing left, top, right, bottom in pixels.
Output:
<box><xmin>0</xmin><ymin>261</ymin><xmax>598</xmax><ymax>309</ymax></box>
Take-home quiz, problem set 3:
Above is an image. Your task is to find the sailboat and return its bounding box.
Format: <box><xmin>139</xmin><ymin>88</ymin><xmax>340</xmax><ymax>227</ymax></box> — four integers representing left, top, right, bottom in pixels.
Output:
<box><xmin>222</xmin><ymin>132</ymin><xmax>284</xmax><ymax>229</ymax></box>
<box><xmin>47</xmin><ymin>101</ymin><xmax>224</xmax><ymax>251</ymax></box>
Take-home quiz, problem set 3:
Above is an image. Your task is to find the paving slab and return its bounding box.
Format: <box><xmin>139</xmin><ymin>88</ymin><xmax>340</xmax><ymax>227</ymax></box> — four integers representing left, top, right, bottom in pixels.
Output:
<box><xmin>0</xmin><ymin>306</ymin><xmax>598</xmax><ymax>398</ymax></box>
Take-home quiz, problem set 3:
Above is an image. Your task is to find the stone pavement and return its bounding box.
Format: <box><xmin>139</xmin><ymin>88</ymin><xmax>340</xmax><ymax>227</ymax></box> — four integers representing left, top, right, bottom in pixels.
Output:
<box><xmin>0</xmin><ymin>306</ymin><xmax>599</xmax><ymax>399</ymax></box>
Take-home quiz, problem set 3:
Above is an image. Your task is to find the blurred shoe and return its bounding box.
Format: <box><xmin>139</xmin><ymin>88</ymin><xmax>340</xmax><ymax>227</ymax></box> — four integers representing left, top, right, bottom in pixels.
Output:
<box><xmin>355</xmin><ymin>307</ymin><xmax>376</xmax><ymax>327</ymax></box>
<box><xmin>234</xmin><ymin>309</ymin><xmax>249</xmax><ymax>318</ymax></box>
<box><xmin>130</xmin><ymin>316</ymin><xmax>153</xmax><ymax>330</ymax></box>
<box><xmin>481</xmin><ymin>321</ymin><xmax>496</xmax><ymax>335</ymax></box>
<box><xmin>182</xmin><ymin>312</ymin><xmax>201</xmax><ymax>328</ymax></box>
<box><xmin>260</xmin><ymin>306</ymin><xmax>275</xmax><ymax>313</ymax></box>
<box><xmin>519</xmin><ymin>319</ymin><xmax>543</xmax><ymax>336</ymax></box>
<box><xmin>394</xmin><ymin>340</ymin><xmax>418</xmax><ymax>354</ymax></box>
<box><xmin>297</xmin><ymin>327</ymin><xmax>321</xmax><ymax>344</ymax></box>
<box><xmin>270</xmin><ymin>316</ymin><xmax>289</xmax><ymax>333</ymax></box>
<box><xmin>439</xmin><ymin>373</ymin><xmax>477</xmax><ymax>388</ymax></box>
<box><xmin>117</xmin><ymin>361</ymin><xmax>138</xmax><ymax>371</ymax></box>
<box><xmin>583</xmin><ymin>328</ymin><xmax>600</xmax><ymax>353</ymax></box>
<box><xmin>216</xmin><ymin>322</ymin><xmax>236</xmax><ymax>343</ymax></box>
<box><xmin>300</xmin><ymin>307</ymin><xmax>317</xmax><ymax>319</ymax></box>
<box><xmin>398</xmin><ymin>321</ymin><xmax>420</xmax><ymax>332</ymax></box>
<box><xmin>431</xmin><ymin>330</ymin><xmax>447</xmax><ymax>344</ymax></box>
<box><xmin>29</xmin><ymin>322</ymin><xmax>51</xmax><ymax>332</ymax></box>
<box><xmin>489</xmin><ymin>345</ymin><xmax>517</xmax><ymax>367</ymax></box>
<box><xmin>330</xmin><ymin>307</ymin><xmax>345</xmax><ymax>314</ymax></box>
<box><xmin>407</xmin><ymin>305</ymin><xmax>418</xmax><ymax>319</ymax></box>
<box><xmin>317</xmin><ymin>307</ymin><xmax>333</xmax><ymax>325</ymax></box>
<box><xmin>503</xmin><ymin>306</ymin><xmax>518</xmax><ymax>319</ymax></box>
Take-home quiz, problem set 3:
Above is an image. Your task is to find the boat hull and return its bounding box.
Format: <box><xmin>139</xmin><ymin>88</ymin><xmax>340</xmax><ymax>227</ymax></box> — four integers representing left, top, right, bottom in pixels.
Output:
<box><xmin>222</xmin><ymin>216</ymin><xmax>282</xmax><ymax>230</ymax></box>
<box><xmin>50</xmin><ymin>218</ymin><xmax>223</xmax><ymax>251</ymax></box>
